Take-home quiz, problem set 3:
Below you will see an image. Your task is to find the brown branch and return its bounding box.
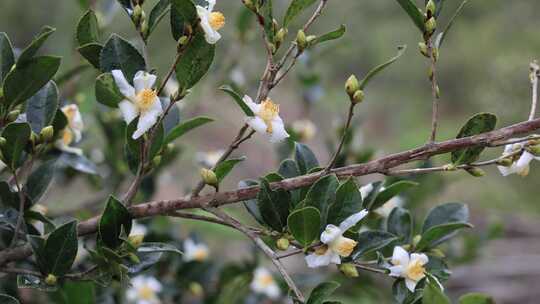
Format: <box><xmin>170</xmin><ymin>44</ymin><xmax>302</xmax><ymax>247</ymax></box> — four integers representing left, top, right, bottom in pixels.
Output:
<box><xmin>530</xmin><ymin>61</ymin><xmax>539</xmax><ymax>121</ymax></box>
<box><xmin>428</xmin><ymin>36</ymin><xmax>440</xmax><ymax>143</ymax></box>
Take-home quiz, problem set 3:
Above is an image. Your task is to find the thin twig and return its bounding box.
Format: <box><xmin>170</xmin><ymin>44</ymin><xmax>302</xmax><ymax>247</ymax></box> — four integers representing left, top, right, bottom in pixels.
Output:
<box><xmin>10</xmin><ymin>171</ymin><xmax>26</xmax><ymax>247</ymax></box>
<box><xmin>0</xmin><ymin>267</ymin><xmax>42</xmax><ymax>277</ymax></box>
<box><xmin>529</xmin><ymin>61</ymin><xmax>539</xmax><ymax>121</ymax></box>
<box><xmin>325</xmin><ymin>102</ymin><xmax>355</xmax><ymax>172</ymax></box>
<box><xmin>352</xmin><ymin>263</ymin><xmax>388</xmax><ymax>274</ymax></box>
<box><xmin>428</xmin><ymin>37</ymin><xmax>440</xmax><ymax>143</ymax></box>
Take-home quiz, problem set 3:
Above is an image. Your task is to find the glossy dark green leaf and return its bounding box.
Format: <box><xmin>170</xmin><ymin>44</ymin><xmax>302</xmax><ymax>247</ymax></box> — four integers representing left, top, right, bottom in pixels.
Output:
<box><xmin>417</xmin><ymin>202</ymin><xmax>472</xmax><ymax>250</ymax></box>
<box><xmin>0</xmin><ymin>32</ymin><xmax>15</xmax><ymax>84</ymax></box>
<box><xmin>3</xmin><ymin>56</ymin><xmax>61</xmax><ymax>107</ymax></box>
<box><xmin>127</xmin><ymin>251</ymin><xmax>163</xmax><ymax>275</ymax></box>
<box><xmin>352</xmin><ymin>230</ymin><xmax>397</xmax><ymax>259</ymax></box>
<box><xmin>17</xmin><ymin>274</ymin><xmax>57</xmax><ymax>291</ymax></box>
<box><xmin>257</xmin><ymin>178</ymin><xmax>290</xmax><ymax>231</ymax></box>
<box><xmin>170</xmin><ymin>0</ymin><xmax>198</xmax><ymax>41</ymax></box>
<box><xmin>52</xmin><ymin>109</ymin><xmax>68</xmax><ymax>137</ymax></box>
<box><xmin>138</xmin><ymin>242</ymin><xmax>183</xmax><ymax>255</ymax></box>
<box><xmin>451</xmin><ymin>113</ymin><xmax>497</xmax><ymax>165</ymax></box>
<box><xmin>76</xmin><ymin>10</ymin><xmax>100</xmax><ymax>45</ymax></box>
<box><xmin>98</xmin><ymin>196</ymin><xmax>132</xmax><ymax>249</ymax></box>
<box><xmin>387</xmin><ymin>207</ymin><xmax>412</xmax><ymax>242</ymax></box>
<box><xmin>303</xmin><ymin>174</ymin><xmax>338</xmax><ymax>225</ymax></box>
<box><xmin>0</xmin><ymin>181</ymin><xmax>21</xmax><ymax>209</ymax></box>
<box><xmin>175</xmin><ymin>31</ymin><xmax>215</xmax><ymax>89</ymax></box>
<box><xmin>23</xmin><ymin>160</ymin><xmax>56</xmax><ymax>203</ymax></box>
<box><xmin>287</xmin><ymin>206</ymin><xmax>321</xmax><ymax>247</ymax></box>
<box><xmin>327</xmin><ymin>178</ymin><xmax>363</xmax><ymax>225</ymax></box>
<box><xmin>278</xmin><ymin>159</ymin><xmax>300</xmax><ymax>178</ymax></box>
<box><xmin>148</xmin><ymin>0</ymin><xmax>171</xmax><ymax>36</ymax></box>
<box><xmin>312</xmin><ymin>24</ymin><xmax>346</xmax><ymax>45</ymax></box>
<box><xmin>260</xmin><ymin>0</ymin><xmax>274</xmax><ymax>42</ymax></box>
<box><xmin>359</xmin><ymin>45</ymin><xmax>407</xmax><ymax>90</ymax></box>
<box><xmin>458</xmin><ymin>293</ymin><xmax>495</xmax><ymax>304</ymax></box>
<box><xmin>219</xmin><ymin>85</ymin><xmax>254</xmax><ymax>116</ymax></box>
<box><xmin>369</xmin><ymin>180</ymin><xmax>418</xmax><ymax>211</ymax></box>
<box><xmin>17</xmin><ymin>26</ymin><xmax>56</xmax><ymax>64</ymax></box>
<box><xmin>294</xmin><ymin>142</ymin><xmax>319</xmax><ymax>174</ymax></box>
<box><xmin>95</xmin><ymin>72</ymin><xmax>124</xmax><ymax>107</ymax></box>
<box><xmin>1</xmin><ymin>123</ymin><xmax>31</xmax><ymax>169</ymax></box>
<box><xmin>393</xmin><ymin>0</ymin><xmax>425</xmax><ymax>32</ymax></box>
<box><xmin>215</xmin><ymin>157</ymin><xmax>246</xmax><ymax>183</ymax></box>
<box><xmin>53</xmin><ymin>281</ymin><xmax>96</xmax><ymax>304</ymax></box>
<box><xmin>26</xmin><ymin>81</ymin><xmax>59</xmax><ymax>133</ymax></box>
<box><xmin>58</xmin><ymin>152</ymin><xmax>99</xmax><ymax>175</ymax></box>
<box><xmin>0</xmin><ymin>294</ymin><xmax>19</xmax><ymax>304</ymax></box>
<box><xmin>283</xmin><ymin>0</ymin><xmax>318</xmax><ymax>27</ymax></box>
<box><xmin>100</xmin><ymin>34</ymin><xmax>146</xmax><ymax>81</ymax></box>
<box><xmin>44</xmin><ymin>221</ymin><xmax>78</xmax><ymax>276</ymax></box>
<box><xmin>423</xmin><ymin>281</ymin><xmax>450</xmax><ymax>304</ymax></box>
<box><xmin>306</xmin><ymin>281</ymin><xmax>340</xmax><ymax>304</ymax></box>
<box><xmin>77</xmin><ymin>43</ymin><xmax>103</xmax><ymax>69</ymax></box>
<box><xmin>164</xmin><ymin>116</ymin><xmax>213</xmax><ymax>144</ymax></box>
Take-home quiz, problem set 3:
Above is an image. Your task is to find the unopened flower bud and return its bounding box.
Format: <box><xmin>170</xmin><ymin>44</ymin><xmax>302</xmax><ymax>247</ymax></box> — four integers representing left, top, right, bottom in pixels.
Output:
<box><xmin>132</xmin><ymin>5</ymin><xmax>143</xmax><ymax>25</ymax></box>
<box><xmin>200</xmin><ymin>168</ymin><xmax>218</xmax><ymax>186</ymax></box>
<box><xmin>45</xmin><ymin>274</ymin><xmax>57</xmax><ymax>286</ymax></box>
<box><xmin>296</xmin><ymin>30</ymin><xmax>307</xmax><ymax>51</ymax></box>
<box><xmin>429</xmin><ymin>248</ymin><xmax>446</xmax><ymax>258</ymax></box>
<box><xmin>306</xmin><ymin>35</ymin><xmax>317</xmax><ymax>44</ymax></box>
<box><xmin>141</xmin><ymin>20</ymin><xmax>149</xmax><ymax>38</ymax></box>
<box><xmin>275</xmin><ymin>28</ymin><xmax>288</xmax><ymax>44</ymax></box>
<box><xmin>528</xmin><ymin>139</ymin><xmax>540</xmax><ymax>146</ymax></box>
<box><xmin>435</xmin><ymin>85</ymin><xmax>441</xmax><ymax>98</ymax></box>
<box><xmin>345</xmin><ymin>75</ymin><xmax>360</xmax><ymax>97</ymax></box>
<box><xmin>418</xmin><ymin>42</ymin><xmax>429</xmax><ymax>57</ymax></box>
<box><xmin>6</xmin><ymin>110</ymin><xmax>20</xmax><ymax>123</ymax></box>
<box><xmin>178</xmin><ymin>36</ymin><xmax>189</xmax><ymax>49</ymax></box>
<box><xmin>466</xmin><ymin>167</ymin><xmax>485</xmax><ymax>177</ymax></box>
<box><xmin>496</xmin><ymin>157</ymin><xmax>513</xmax><ymax>167</ymax></box>
<box><xmin>352</xmin><ymin>90</ymin><xmax>365</xmax><ymax>104</ymax></box>
<box><xmin>128</xmin><ymin>252</ymin><xmax>141</xmax><ymax>264</ymax></box>
<box><xmin>425</xmin><ymin>17</ymin><xmax>437</xmax><ymax>35</ymax></box>
<box><xmin>189</xmin><ymin>282</ymin><xmax>204</xmax><ymax>297</ymax></box>
<box><xmin>276</xmin><ymin>238</ymin><xmax>290</xmax><ymax>251</ymax></box>
<box><xmin>527</xmin><ymin>145</ymin><xmax>540</xmax><ymax>156</ymax></box>
<box><xmin>243</xmin><ymin>0</ymin><xmax>256</xmax><ymax>11</ymax></box>
<box><xmin>412</xmin><ymin>234</ymin><xmax>422</xmax><ymax>247</ymax></box>
<box><xmin>152</xmin><ymin>155</ymin><xmax>162</xmax><ymax>167</ymax></box>
<box><xmin>426</xmin><ymin>0</ymin><xmax>436</xmax><ymax>17</ymax></box>
<box><xmin>128</xmin><ymin>234</ymin><xmax>144</xmax><ymax>248</ymax></box>
<box><xmin>39</xmin><ymin>126</ymin><xmax>54</xmax><ymax>143</ymax></box>
<box><xmin>30</xmin><ymin>132</ymin><xmax>39</xmax><ymax>145</ymax></box>
<box><xmin>339</xmin><ymin>263</ymin><xmax>359</xmax><ymax>278</ymax></box>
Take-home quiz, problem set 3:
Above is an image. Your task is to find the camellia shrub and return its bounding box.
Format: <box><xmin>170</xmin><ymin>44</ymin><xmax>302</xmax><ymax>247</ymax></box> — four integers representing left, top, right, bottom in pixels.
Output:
<box><xmin>0</xmin><ymin>0</ymin><xmax>538</xmax><ymax>303</ymax></box>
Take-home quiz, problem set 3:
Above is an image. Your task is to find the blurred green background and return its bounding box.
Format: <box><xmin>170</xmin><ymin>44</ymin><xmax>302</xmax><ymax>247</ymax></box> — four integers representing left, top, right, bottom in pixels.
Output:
<box><xmin>2</xmin><ymin>0</ymin><xmax>540</xmax><ymax>303</ymax></box>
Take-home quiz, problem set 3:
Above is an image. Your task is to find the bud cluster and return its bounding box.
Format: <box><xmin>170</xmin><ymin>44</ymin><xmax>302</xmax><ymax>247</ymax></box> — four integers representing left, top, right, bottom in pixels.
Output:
<box><xmin>344</xmin><ymin>75</ymin><xmax>364</xmax><ymax>104</ymax></box>
<box><xmin>131</xmin><ymin>2</ymin><xmax>149</xmax><ymax>39</ymax></box>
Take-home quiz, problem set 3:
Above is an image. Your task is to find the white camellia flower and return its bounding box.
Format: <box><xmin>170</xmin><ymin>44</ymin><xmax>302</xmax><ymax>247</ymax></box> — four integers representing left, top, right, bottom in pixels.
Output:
<box><xmin>359</xmin><ymin>183</ymin><xmax>374</xmax><ymax>199</ymax></box>
<box><xmin>126</xmin><ymin>275</ymin><xmax>162</xmax><ymax>304</ymax></box>
<box><xmin>196</xmin><ymin>0</ymin><xmax>225</xmax><ymax>44</ymax></box>
<box><xmin>55</xmin><ymin>104</ymin><xmax>84</xmax><ymax>155</ymax></box>
<box><xmin>305</xmin><ymin>210</ymin><xmax>369</xmax><ymax>268</ymax></box>
<box><xmin>497</xmin><ymin>143</ymin><xmax>540</xmax><ymax>177</ymax></box>
<box><xmin>388</xmin><ymin>246</ymin><xmax>429</xmax><ymax>292</ymax></box>
<box><xmin>360</xmin><ymin>183</ymin><xmax>404</xmax><ymax>217</ymax></box>
<box><xmin>131</xmin><ymin>222</ymin><xmax>148</xmax><ymax>237</ymax></box>
<box><xmin>250</xmin><ymin>267</ymin><xmax>281</xmax><ymax>300</ymax></box>
<box><xmin>243</xmin><ymin>95</ymin><xmax>290</xmax><ymax>143</ymax></box>
<box><xmin>183</xmin><ymin>238</ymin><xmax>210</xmax><ymax>262</ymax></box>
<box><xmin>195</xmin><ymin>149</ymin><xmax>224</xmax><ymax>168</ymax></box>
<box><xmin>112</xmin><ymin>70</ymin><xmax>163</xmax><ymax>140</ymax></box>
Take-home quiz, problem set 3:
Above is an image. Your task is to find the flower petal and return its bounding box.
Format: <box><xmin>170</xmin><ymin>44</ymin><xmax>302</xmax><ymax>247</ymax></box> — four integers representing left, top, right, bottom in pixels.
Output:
<box><xmin>133</xmin><ymin>71</ymin><xmax>157</xmax><ymax>92</ymax></box>
<box><xmin>411</xmin><ymin>253</ymin><xmax>429</xmax><ymax>265</ymax></box>
<box><xmin>359</xmin><ymin>183</ymin><xmax>374</xmax><ymax>199</ymax></box>
<box><xmin>339</xmin><ymin>209</ymin><xmax>369</xmax><ymax>231</ymax></box>
<box><xmin>320</xmin><ymin>225</ymin><xmax>342</xmax><ymax>244</ymax></box>
<box><xmin>269</xmin><ymin>118</ymin><xmax>290</xmax><ymax>143</ymax></box>
<box><xmin>388</xmin><ymin>265</ymin><xmax>404</xmax><ymax>277</ymax></box>
<box><xmin>305</xmin><ymin>251</ymin><xmax>333</xmax><ymax>268</ymax></box>
<box><xmin>132</xmin><ymin>107</ymin><xmax>161</xmax><ymax>139</ymax></box>
<box><xmin>242</xmin><ymin>95</ymin><xmax>260</xmax><ymax>114</ymax></box>
<box><xmin>497</xmin><ymin>164</ymin><xmax>516</xmax><ymax>176</ymax></box>
<box><xmin>119</xmin><ymin>100</ymin><xmax>139</xmax><ymax>124</ymax></box>
<box><xmin>245</xmin><ymin>116</ymin><xmax>268</xmax><ymax>135</ymax></box>
<box><xmin>405</xmin><ymin>278</ymin><xmax>418</xmax><ymax>292</ymax></box>
<box><xmin>516</xmin><ymin>151</ymin><xmax>535</xmax><ymax>170</ymax></box>
<box><xmin>111</xmin><ymin>70</ymin><xmax>135</xmax><ymax>98</ymax></box>
<box><xmin>206</xmin><ymin>0</ymin><xmax>216</xmax><ymax>11</ymax></box>
<box><xmin>391</xmin><ymin>246</ymin><xmax>409</xmax><ymax>266</ymax></box>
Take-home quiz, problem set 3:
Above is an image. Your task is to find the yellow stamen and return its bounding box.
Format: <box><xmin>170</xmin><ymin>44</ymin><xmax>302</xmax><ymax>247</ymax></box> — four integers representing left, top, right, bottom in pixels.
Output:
<box><xmin>330</xmin><ymin>236</ymin><xmax>357</xmax><ymax>257</ymax></box>
<box><xmin>258</xmin><ymin>98</ymin><xmax>280</xmax><ymax>133</ymax></box>
<box><xmin>405</xmin><ymin>260</ymin><xmax>426</xmax><ymax>281</ymax></box>
<box><xmin>193</xmin><ymin>248</ymin><xmax>208</xmax><ymax>261</ymax></box>
<box><xmin>258</xmin><ymin>274</ymin><xmax>274</xmax><ymax>287</ymax></box>
<box><xmin>314</xmin><ymin>245</ymin><xmax>329</xmax><ymax>256</ymax></box>
<box><xmin>136</xmin><ymin>89</ymin><xmax>157</xmax><ymax>112</ymax></box>
<box><xmin>138</xmin><ymin>285</ymin><xmax>155</xmax><ymax>300</ymax></box>
<box><xmin>62</xmin><ymin>129</ymin><xmax>73</xmax><ymax>146</ymax></box>
<box><xmin>209</xmin><ymin>12</ymin><xmax>225</xmax><ymax>30</ymax></box>
<box><xmin>518</xmin><ymin>165</ymin><xmax>530</xmax><ymax>177</ymax></box>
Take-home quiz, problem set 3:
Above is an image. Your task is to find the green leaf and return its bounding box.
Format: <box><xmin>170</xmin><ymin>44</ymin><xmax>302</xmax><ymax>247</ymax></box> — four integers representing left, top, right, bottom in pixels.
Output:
<box><xmin>451</xmin><ymin>113</ymin><xmax>497</xmax><ymax>165</ymax></box>
<box><xmin>387</xmin><ymin>207</ymin><xmax>413</xmax><ymax>242</ymax></box>
<box><xmin>137</xmin><ymin>242</ymin><xmax>183</xmax><ymax>255</ymax></box>
<box><xmin>283</xmin><ymin>0</ymin><xmax>318</xmax><ymax>27</ymax></box>
<box><xmin>219</xmin><ymin>85</ymin><xmax>254</xmax><ymax>116</ymax></box>
<box><xmin>0</xmin><ymin>294</ymin><xmax>19</xmax><ymax>304</ymax></box>
<box><xmin>95</xmin><ymin>72</ymin><xmax>124</xmax><ymax>107</ymax></box>
<box><xmin>58</xmin><ymin>152</ymin><xmax>99</xmax><ymax>175</ymax></box>
<box><xmin>423</xmin><ymin>281</ymin><xmax>451</xmax><ymax>304</ymax></box>
<box><xmin>287</xmin><ymin>207</ymin><xmax>321</xmax><ymax>247</ymax></box>
<box><xmin>435</xmin><ymin>1</ymin><xmax>468</xmax><ymax>48</ymax></box>
<box><xmin>23</xmin><ymin>160</ymin><xmax>56</xmax><ymax>203</ymax></box>
<box><xmin>77</xmin><ymin>43</ymin><xmax>103</xmax><ymax>69</ymax></box>
<box><xmin>148</xmin><ymin>0</ymin><xmax>171</xmax><ymax>37</ymax></box>
<box><xmin>0</xmin><ymin>181</ymin><xmax>22</xmax><ymax>209</ymax></box>
<box><xmin>257</xmin><ymin>178</ymin><xmax>290</xmax><ymax>231</ymax></box>
<box><xmin>260</xmin><ymin>0</ymin><xmax>274</xmax><ymax>42</ymax></box>
<box><xmin>352</xmin><ymin>230</ymin><xmax>397</xmax><ymax>259</ymax></box>
<box><xmin>312</xmin><ymin>24</ymin><xmax>346</xmax><ymax>45</ymax></box>
<box><xmin>215</xmin><ymin>157</ymin><xmax>246</xmax><ymax>183</ymax></box>
<box><xmin>278</xmin><ymin>159</ymin><xmax>300</xmax><ymax>178</ymax></box>
<box><xmin>303</xmin><ymin>174</ymin><xmax>339</xmax><ymax>225</ymax></box>
<box><xmin>76</xmin><ymin>10</ymin><xmax>100</xmax><ymax>45</ymax></box>
<box><xmin>240</xmin><ymin>179</ymin><xmax>266</xmax><ymax>226</ymax></box>
<box><xmin>369</xmin><ymin>180</ymin><xmax>418</xmax><ymax>211</ymax></box>
<box><xmin>164</xmin><ymin>116</ymin><xmax>213</xmax><ymax>144</ymax></box>
<box><xmin>53</xmin><ymin>281</ymin><xmax>96</xmax><ymax>304</ymax></box>
<box><xmin>170</xmin><ymin>0</ymin><xmax>198</xmax><ymax>41</ymax></box>
<box><xmin>44</xmin><ymin>221</ymin><xmax>79</xmax><ymax>276</ymax></box>
<box><xmin>98</xmin><ymin>196</ymin><xmax>132</xmax><ymax>249</ymax></box>
<box><xmin>327</xmin><ymin>178</ymin><xmax>363</xmax><ymax>225</ymax></box>
<box><xmin>17</xmin><ymin>26</ymin><xmax>56</xmax><ymax>64</ymax></box>
<box><xmin>359</xmin><ymin>45</ymin><xmax>407</xmax><ymax>90</ymax></box>
<box><xmin>417</xmin><ymin>202</ymin><xmax>472</xmax><ymax>250</ymax></box>
<box><xmin>52</xmin><ymin>109</ymin><xmax>68</xmax><ymax>137</ymax></box>
<box><xmin>306</xmin><ymin>281</ymin><xmax>340</xmax><ymax>304</ymax></box>
<box><xmin>393</xmin><ymin>0</ymin><xmax>426</xmax><ymax>32</ymax></box>
<box><xmin>3</xmin><ymin>56</ymin><xmax>61</xmax><ymax>108</ymax></box>
<box><xmin>1</xmin><ymin>123</ymin><xmax>31</xmax><ymax>170</ymax></box>
<box><xmin>295</xmin><ymin>142</ymin><xmax>319</xmax><ymax>174</ymax></box>
<box><xmin>0</xmin><ymin>32</ymin><xmax>15</xmax><ymax>84</ymax></box>
<box><xmin>17</xmin><ymin>274</ymin><xmax>57</xmax><ymax>292</ymax></box>
<box><xmin>458</xmin><ymin>293</ymin><xmax>495</xmax><ymax>304</ymax></box>
<box><xmin>26</xmin><ymin>81</ymin><xmax>59</xmax><ymax>133</ymax></box>
<box><xmin>175</xmin><ymin>31</ymin><xmax>215</xmax><ymax>89</ymax></box>
<box><xmin>100</xmin><ymin>34</ymin><xmax>146</xmax><ymax>81</ymax></box>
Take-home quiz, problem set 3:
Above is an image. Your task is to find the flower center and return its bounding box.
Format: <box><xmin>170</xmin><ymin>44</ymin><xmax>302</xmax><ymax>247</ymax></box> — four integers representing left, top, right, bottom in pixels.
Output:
<box><xmin>405</xmin><ymin>260</ymin><xmax>426</xmax><ymax>281</ymax></box>
<box><xmin>62</xmin><ymin>129</ymin><xmax>73</xmax><ymax>146</ymax></box>
<box><xmin>330</xmin><ymin>236</ymin><xmax>358</xmax><ymax>257</ymax></box>
<box><xmin>258</xmin><ymin>274</ymin><xmax>274</xmax><ymax>287</ymax></box>
<box><xmin>314</xmin><ymin>245</ymin><xmax>329</xmax><ymax>256</ymax></box>
<box><xmin>258</xmin><ymin>98</ymin><xmax>280</xmax><ymax>133</ymax></box>
<box><xmin>209</xmin><ymin>12</ymin><xmax>225</xmax><ymax>30</ymax></box>
<box><xmin>138</xmin><ymin>285</ymin><xmax>155</xmax><ymax>300</ymax></box>
<box><xmin>136</xmin><ymin>89</ymin><xmax>157</xmax><ymax>112</ymax></box>
<box><xmin>193</xmin><ymin>248</ymin><xmax>208</xmax><ymax>261</ymax></box>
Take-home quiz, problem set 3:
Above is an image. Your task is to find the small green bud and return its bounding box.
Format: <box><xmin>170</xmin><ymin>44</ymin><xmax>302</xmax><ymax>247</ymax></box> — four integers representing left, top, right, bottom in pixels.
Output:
<box><xmin>141</xmin><ymin>20</ymin><xmax>149</xmax><ymax>38</ymax></box>
<box><xmin>6</xmin><ymin>110</ymin><xmax>20</xmax><ymax>123</ymax></box>
<box><xmin>412</xmin><ymin>234</ymin><xmax>422</xmax><ymax>247</ymax></box>
<box><xmin>496</xmin><ymin>157</ymin><xmax>513</xmax><ymax>167</ymax></box>
<box><xmin>345</xmin><ymin>75</ymin><xmax>360</xmax><ymax>97</ymax></box>
<box><xmin>527</xmin><ymin>145</ymin><xmax>540</xmax><ymax>156</ymax></box>
<box><xmin>152</xmin><ymin>155</ymin><xmax>162</xmax><ymax>167</ymax></box>
<box><xmin>200</xmin><ymin>168</ymin><xmax>218</xmax><ymax>187</ymax></box>
<box><xmin>426</xmin><ymin>0</ymin><xmax>436</xmax><ymax>17</ymax></box>
<box><xmin>528</xmin><ymin>139</ymin><xmax>540</xmax><ymax>146</ymax></box>
<box><xmin>272</xmin><ymin>19</ymin><xmax>279</xmax><ymax>34</ymax></box>
<box><xmin>275</xmin><ymin>28</ymin><xmax>288</xmax><ymax>44</ymax></box>
<box><xmin>352</xmin><ymin>90</ymin><xmax>365</xmax><ymax>104</ymax></box>
<box><xmin>425</xmin><ymin>17</ymin><xmax>437</xmax><ymax>35</ymax></box>
<box><xmin>189</xmin><ymin>282</ymin><xmax>204</xmax><ymax>297</ymax></box>
<box><xmin>45</xmin><ymin>274</ymin><xmax>57</xmax><ymax>286</ymax></box>
<box><xmin>276</xmin><ymin>238</ymin><xmax>290</xmax><ymax>251</ymax></box>
<box><xmin>132</xmin><ymin>5</ymin><xmax>143</xmax><ymax>25</ymax></box>
<box><xmin>128</xmin><ymin>234</ymin><xmax>145</xmax><ymax>248</ymax></box>
<box><xmin>0</xmin><ymin>137</ymin><xmax>6</xmax><ymax>147</ymax></box>
<box><xmin>178</xmin><ymin>35</ymin><xmax>189</xmax><ymax>47</ymax></box>
<box><xmin>306</xmin><ymin>35</ymin><xmax>317</xmax><ymax>44</ymax></box>
<box><xmin>296</xmin><ymin>30</ymin><xmax>307</xmax><ymax>51</ymax></box>
<box><xmin>466</xmin><ymin>167</ymin><xmax>485</xmax><ymax>177</ymax></box>
<box><xmin>429</xmin><ymin>248</ymin><xmax>446</xmax><ymax>258</ymax></box>
<box><xmin>418</xmin><ymin>42</ymin><xmax>429</xmax><ymax>57</ymax></box>
<box><xmin>30</xmin><ymin>132</ymin><xmax>39</xmax><ymax>145</ymax></box>
<box><xmin>339</xmin><ymin>263</ymin><xmax>359</xmax><ymax>278</ymax></box>
<box><xmin>128</xmin><ymin>252</ymin><xmax>141</xmax><ymax>264</ymax></box>
<box><xmin>435</xmin><ymin>85</ymin><xmax>441</xmax><ymax>98</ymax></box>
<box><xmin>39</xmin><ymin>126</ymin><xmax>54</xmax><ymax>143</ymax></box>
